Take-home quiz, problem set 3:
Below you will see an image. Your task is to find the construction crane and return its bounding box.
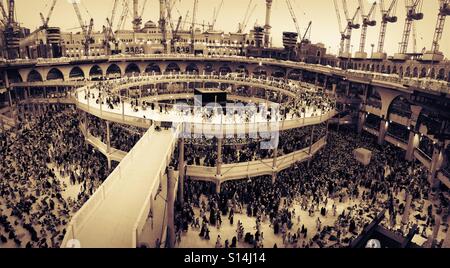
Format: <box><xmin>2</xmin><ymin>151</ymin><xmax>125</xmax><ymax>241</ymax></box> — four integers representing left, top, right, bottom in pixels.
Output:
<box><xmin>376</xmin><ymin>0</ymin><xmax>398</xmax><ymax>56</ymax></box>
<box><xmin>190</xmin><ymin>0</ymin><xmax>198</xmax><ymax>54</ymax></box>
<box><xmin>430</xmin><ymin>0</ymin><xmax>450</xmax><ymax>54</ymax></box>
<box><xmin>285</xmin><ymin>0</ymin><xmax>302</xmax><ymax>42</ymax></box>
<box><xmin>342</xmin><ymin>0</ymin><xmax>361</xmax><ymax>56</ymax></box>
<box><xmin>117</xmin><ymin>0</ymin><xmax>130</xmax><ymax>30</ymax></box>
<box><xmin>398</xmin><ymin>0</ymin><xmax>423</xmax><ymax>55</ymax></box>
<box><xmin>333</xmin><ymin>0</ymin><xmax>349</xmax><ymax>56</ymax></box>
<box><xmin>301</xmin><ymin>21</ymin><xmax>312</xmax><ymax>44</ymax></box>
<box><xmin>40</xmin><ymin>0</ymin><xmax>57</xmax><ymax>29</ymax></box>
<box><xmin>356</xmin><ymin>0</ymin><xmax>376</xmax><ymax>57</ymax></box>
<box><xmin>0</xmin><ymin>2</ymin><xmax>8</xmax><ymax>26</ymax></box>
<box><xmin>72</xmin><ymin>1</ymin><xmax>94</xmax><ymax>56</ymax></box>
<box><xmin>238</xmin><ymin>0</ymin><xmax>257</xmax><ymax>33</ymax></box>
<box><xmin>209</xmin><ymin>0</ymin><xmax>224</xmax><ymax>31</ymax></box>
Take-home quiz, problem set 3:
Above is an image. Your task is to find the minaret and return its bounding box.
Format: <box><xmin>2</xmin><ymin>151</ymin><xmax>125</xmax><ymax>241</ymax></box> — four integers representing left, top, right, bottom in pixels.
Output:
<box><xmin>264</xmin><ymin>0</ymin><xmax>273</xmax><ymax>48</ymax></box>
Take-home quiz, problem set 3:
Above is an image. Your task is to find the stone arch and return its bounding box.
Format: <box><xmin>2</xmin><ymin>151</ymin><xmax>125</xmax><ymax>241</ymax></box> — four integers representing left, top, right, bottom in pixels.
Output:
<box><xmin>235</xmin><ymin>65</ymin><xmax>248</xmax><ymax>75</ymax></box>
<box><xmin>430</xmin><ymin>68</ymin><xmax>436</xmax><ymax>79</ymax></box>
<box><xmin>388</xmin><ymin>95</ymin><xmax>412</xmax><ymax>118</ymax></box>
<box><xmin>69</xmin><ymin>67</ymin><xmax>85</xmax><ymax>80</ymax></box>
<box><xmin>106</xmin><ymin>64</ymin><xmax>122</xmax><ymax>78</ymax></box>
<box><xmin>47</xmin><ymin>68</ymin><xmax>64</xmax><ymax>81</ymax></box>
<box><xmin>405</xmin><ymin>66</ymin><xmax>411</xmax><ymax>77</ymax></box>
<box><xmin>381</xmin><ymin>65</ymin><xmax>386</xmax><ymax>73</ymax></box>
<box><xmin>392</xmin><ymin>66</ymin><xmax>398</xmax><ymax>74</ymax></box>
<box><xmin>218</xmin><ymin>65</ymin><xmax>232</xmax><ymax>74</ymax></box>
<box><xmin>386</xmin><ymin>65</ymin><xmax>391</xmax><ymax>74</ymax></box>
<box><xmin>272</xmin><ymin>68</ymin><xmax>285</xmax><ymax>78</ymax></box>
<box><xmin>399</xmin><ymin>66</ymin><xmax>403</xmax><ymax>77</ymax></box>
<box><xmin>125</xmin><ymin>63</ymin><xmax>141</xmax><ymax>76</ymax></box>
<box><xmin>253</xmin><ymin>66</ymin><xmax>267</xmax><ymax>77</ymax></box>
<box><xmin>186</xmin><ymin>63</ymin><xmax>199</xmax><ymax>74</ymax></box>
<box><xmin>89</xmin><ymin>65</ymin><xmax>103</xmax><ymax>79</ymax></box>
<box><xmin>377</xmin><ymin>88</ymin><xmax>403</xmax><ymax>118</ymax></box>
<box><xmin>204</xmin><ymin>63</ymin><xmax>215</xmax><ymax>74</ymax></box>
<box><xmin>413</xmin><ymin>67</ymin><xmax>419</xmax><ymax>77</ymax></box>
<box><xmin>437</xmin><ymin>68</ymin><xmax>445</xmax><ymax>80</ymax></box>
<box><xmin>287</xmin><ymin>69</ymin><xmax>302</xmax><ymax>80</ymax></box>
<box><xmin>27</xmin><ymin>70</ymin><xmax>43</xmax><ymax>82</ymax></box>
<box><xmin>7</xmin><ymin>69</ymin><xmax>23</xmax><ymax>83</ymax></box>
<box><xmin>165</xmin><ymin>62</ymin><xmax>181</xmax><ymax>73</ymax></box>
<box><xmin>375</xmin><ymin>65</ymin><xmax>380</xmax><ymax>72</ymax></box>
<box><xmin>419</xmin><ymin>67</ymin><xmax>427</xmax><ymax>78</ymax></box>
<box><xmin>145</xmin><ymin>63</ymin><xmax>161</xmax><ymax>74</ymax></box>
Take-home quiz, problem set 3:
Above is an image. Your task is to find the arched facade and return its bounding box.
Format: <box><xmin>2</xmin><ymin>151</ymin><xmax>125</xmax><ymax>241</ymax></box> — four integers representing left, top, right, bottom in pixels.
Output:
<box><xmin>47</xmin><ymin>68</ymin><xmax>64</xmax><ymax>81</ymax></box>
<box><xmin>125</xmin><ymin>63</ymin><xmax>141</xmax><ymax>76</ymax></box>
<box><xmin>106</xmin><ymin>64</ymin><xmax>121</xmax><ymax>77</ymax></box>
<box><xmin>27</xmin><ymin>70</ymin><xmax>43</xmax><ymax>82</ymax></box>
<box><xmin>69</xmin><ymin>67</ymin><xmax>85</xmax><ymax>80</ymax></box>
<box><xmin>89</xmin><ymin>65</ymin><xmax>103</xmax><ymax>79</ymax></box>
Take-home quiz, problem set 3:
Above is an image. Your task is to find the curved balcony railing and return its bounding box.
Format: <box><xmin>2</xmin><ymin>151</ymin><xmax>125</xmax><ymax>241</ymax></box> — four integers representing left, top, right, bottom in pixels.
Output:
<box><xmin>3</xmin><ymin>54</ymin><xmax>448</xmax><ymax>93</ymax></box>
<box><xmin>186</xmin><ymin>136</ymin><xmax>327</xmax><ymax>183</ymax></box>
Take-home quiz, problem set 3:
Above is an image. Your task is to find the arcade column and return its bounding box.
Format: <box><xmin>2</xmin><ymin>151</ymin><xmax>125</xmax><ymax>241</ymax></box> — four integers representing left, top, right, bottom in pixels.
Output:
<box><xmin>428</xmin><ymin>143</ymin><xmax>443</xmax><ymax>190</ymax></box>
<box><xmin>378</xmin><ymin>119</ymin><xmax>388</xmax><ymax>145</ymax></box>
<box><xmin>331</xmin><ymin>83</ymin><xmax>337</xmax><ymax>95</ymax></box>
<box><xmin>405</xmin><ymin>131</ymin><xmax>419</xmax><ymax>161</ymax></box>
<box><xmin>216</xmin><ymin>138</ymin><xmax>223</xmax><ymax>177</ymax></box>
<box><xmin>442</xmin><ymin>216</ymin><xmax>450</xmax><ymax>248</ymax></box>
<box><xmin>106</xmin><ymin>121</ymin><xmax>111</xmax><ymax>154</ymax></box>
<box><xmin>272</xmin><ymin>141</ymin><xmax>278</xmax><ymax>184</ymax></box>
<box><xmin>167</xmin><ymin>167</ymin><xmax>177</xmax><ymax>248</ymax></box>
<box><xmin>215</xmin><ymin>181</ymin><xmax>221</xmax><ymax>194</ymax></box>
<box><xmin>177</xmin><ymin>138</ymin><xmax>185</xmax><ymax>204</ymax></box>
<box><xmin>357</xmin><ymin>111</ymin><xmax>366</xmax><ymax>134</ymax></box>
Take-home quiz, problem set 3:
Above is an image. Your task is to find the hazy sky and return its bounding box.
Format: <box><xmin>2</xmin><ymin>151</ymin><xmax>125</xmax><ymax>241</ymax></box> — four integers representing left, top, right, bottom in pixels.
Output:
<box><xmin>10</xmin><ymin>0</ymin><xmax>450</xmax><ymax>57</ymax></box>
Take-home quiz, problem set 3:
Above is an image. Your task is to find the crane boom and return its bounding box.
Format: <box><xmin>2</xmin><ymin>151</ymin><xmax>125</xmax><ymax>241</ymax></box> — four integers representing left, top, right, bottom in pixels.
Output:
<box><xmin>377</xmin><ymin>0</ymin><xmax>397</xmax><ymax>54</ymax></box>
<box><xmin>301</xmin><ymin>21</ymin><xmax>312</xmax><ymax>43</ymax></box>
<box><xmin>286</xmin><ymin>0</ymin><xmax>301</xmax><ymax>42</ymax></box>
<box><xmin>333</xmin><ymin>0</ymin><xmax>347</xmax><ymax>55</ymax></box>
<box><xmin>344</xmin><ymin>6</ymin><xmax>361</xmax><ymax>55</ymax></box>
<box><xmin>72</xmin><ymin>1</ymin><xmax>87</xmax><ymax>36</ymax></box>
<box><xmin>0</xmin><ymin>2</ymin><xmax>7</xmax><ymax>21</ymax></box>
<box><xmin>242</xmin><ymin>4</ymin><xmax>257</xmax><ymax>33</ymax></box>
<box><xmin>431</xmin><ymin>0</ymin><xmax>450</xmax><ymax>53</ymax></box>
<box><xmin>210</xmin><ymin>0</ymin><xmax>223</xmax><ymax>30</ymax></box>
<box><xmin>45</xmin><ymin>0</ymin><xmax>57</xmax><ymax>26</ymax></box>
<box><xmin>357</xmin><ymin>1</ymin><xmax>377</xmax><ymax>54</ymax></box>
<box><xmin>398</xmin><ymin>0</ymin><xmax>423</xmax><ymax>54</ymax></box>
<box><xmin>190</xmin><ymin>0</ymin><xmax>198</xmax><ymax>53</ymax></box>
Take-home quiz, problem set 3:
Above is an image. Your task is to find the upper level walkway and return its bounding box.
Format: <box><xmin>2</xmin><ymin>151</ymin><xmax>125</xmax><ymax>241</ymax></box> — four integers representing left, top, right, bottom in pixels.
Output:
<box><xmin>3</xmin><ymin>54</ymin><xmax>449</xmax><ymax>95</ymax></box>
<box><xmin>62</xmin><ymin>126</ymin><xmax>179</xmax><ymax>248</ymax></box>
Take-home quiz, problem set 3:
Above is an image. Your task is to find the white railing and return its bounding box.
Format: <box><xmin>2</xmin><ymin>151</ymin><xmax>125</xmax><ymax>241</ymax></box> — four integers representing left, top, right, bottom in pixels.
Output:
<box><xmin>186</xmin><ymin>136</ymin><xmax>327</xmax><ymax>182</ymax></box>
<box><xmin>61</xmin><ymin>125</ymin><xmax>178</xmax><ymax>248</ymax></box>
<box><xmin>131</xmin><ymin>125</ymin><xmax>180</xmax><ymax>248</ymax></box>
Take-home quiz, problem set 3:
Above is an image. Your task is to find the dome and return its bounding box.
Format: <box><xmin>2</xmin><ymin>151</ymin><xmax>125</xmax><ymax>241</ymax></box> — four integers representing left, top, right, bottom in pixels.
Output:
<box><xmin>143</xmin><ymin>20</ymin><xmax>157</xmax><ymax>29</ymax></box>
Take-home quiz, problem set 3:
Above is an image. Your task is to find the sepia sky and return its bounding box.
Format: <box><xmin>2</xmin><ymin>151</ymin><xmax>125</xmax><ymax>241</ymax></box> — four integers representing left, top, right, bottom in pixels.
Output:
<box><xmin>10</xmin><ymin>0</ymin><xmax>450</xmax><ymax>58</ymax></box>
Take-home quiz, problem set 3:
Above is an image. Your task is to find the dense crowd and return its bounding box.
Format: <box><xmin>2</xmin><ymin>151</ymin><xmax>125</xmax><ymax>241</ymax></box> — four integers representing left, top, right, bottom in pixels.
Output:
<box><xmin>175</xmin><ymin>126</ymin><xmax>449</xmax><ymax>248</ymax></box>
<box><xmin>0</xmin><ymin>104</ymin><xmax>111</xmax><ymax>248</ymax></box>
<box><xmin>85</xmin><ymin>113</ymin><xmax>146</xmax><ymax>152</ymax></box>
<box><xmin>81</xmin><ymin>73</ymin><xmax>335</xmax><ymax>126</ymax></box>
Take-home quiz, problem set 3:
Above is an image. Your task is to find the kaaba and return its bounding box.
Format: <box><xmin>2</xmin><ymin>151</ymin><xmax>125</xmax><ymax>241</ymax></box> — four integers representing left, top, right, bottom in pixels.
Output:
<box><xmin>194</xmin><ymin>88</ymin><xmax>227</xmax><ymax>108</ymax></box>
